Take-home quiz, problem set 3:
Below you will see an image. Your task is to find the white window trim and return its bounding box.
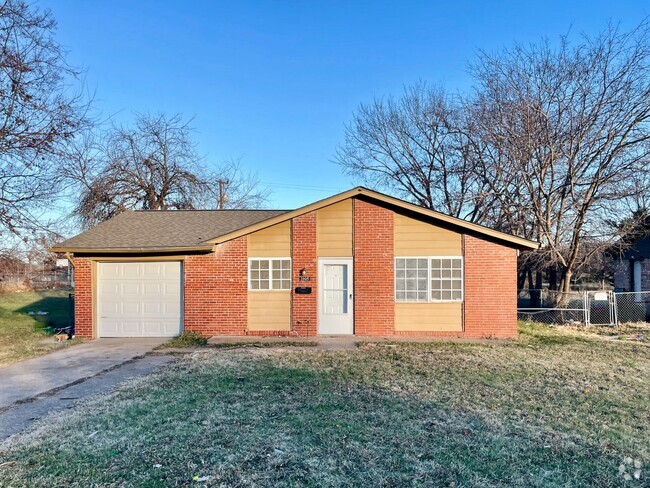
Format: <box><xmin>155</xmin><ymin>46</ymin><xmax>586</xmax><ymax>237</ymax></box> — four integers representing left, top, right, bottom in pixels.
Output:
<box><xmin>394</xmin><ymin>256</ymin><xmax>464</xmax><ymax>303</ymax></box>
<box><xmin>394</xmin><ymin>256</ymin><xmax>430</xmax><ymax>303</ymax></box>
<box><xmin>248</xmin><ymin>257</ymin><xmax>292</xmax><ymax>292</ymax></box>
<box><xmin>429</xmin><ymin>255</ymin><xmax>464</xmax><ymax>303</ymax></box>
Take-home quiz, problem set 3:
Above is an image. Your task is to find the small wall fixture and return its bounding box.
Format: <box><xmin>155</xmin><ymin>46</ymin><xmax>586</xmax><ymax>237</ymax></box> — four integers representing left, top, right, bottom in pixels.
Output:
<box><xmin>299</xmin><ymin>268</ymin><xmax>307</xmax><ymax>277</ymax></box>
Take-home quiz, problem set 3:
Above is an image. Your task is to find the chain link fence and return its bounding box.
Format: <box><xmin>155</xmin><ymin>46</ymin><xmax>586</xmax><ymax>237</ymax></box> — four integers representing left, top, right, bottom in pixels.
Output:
<box><xmin>586</xmin><ymin>291</ymin><xmax>617</xmax><ymax>326</ymax></box>
<box><xmin>614</xmin><ymin>291</ymin><xmax>650</xmax><ymax>324</ymax></box>
<box><xmin>0</xmin><ymin>271</ymin><xmax>72</xmax><ymax>292</ymax></box>
<box><xmin>518</xmin><ymin>289</ymin><xmax>650</xmax><ymax>327</ymax></box>
<box><xmin>517</xmin><ymin>289</ymin><xmax>588</xmax><ymax>325</ymax></box>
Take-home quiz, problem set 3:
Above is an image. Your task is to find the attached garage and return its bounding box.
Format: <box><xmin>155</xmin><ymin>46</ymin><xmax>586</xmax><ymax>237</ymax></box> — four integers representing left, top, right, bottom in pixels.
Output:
<box><xmin>52</xmin><ymin>187</ymin><xmax>539</xmax><ymax>340</ymax></box>
<box><xmin>97</xmin><ymin>261</ymin><xmax>182</xmax><ymax>337</ymax></box>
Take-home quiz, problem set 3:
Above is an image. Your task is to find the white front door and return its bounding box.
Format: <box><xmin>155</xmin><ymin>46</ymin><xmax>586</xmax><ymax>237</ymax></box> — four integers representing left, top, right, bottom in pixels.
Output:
<box><xmin>97</xmin><ymin>261</ymin><xmax>182</xmax><ymax>337</ymax></box>
<box><xmin>318</xmin><ymin>258</ymin><xmax>353</xmax><ymax>335</ymax></box>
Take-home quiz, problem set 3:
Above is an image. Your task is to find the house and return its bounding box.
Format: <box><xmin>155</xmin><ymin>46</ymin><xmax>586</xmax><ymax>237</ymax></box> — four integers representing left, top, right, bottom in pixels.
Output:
<box><xmin>51</xmin><ymin>187</ymin><xmax>538</xmax><ymax>339</ymax></box>
<box><xmin>613</xmin><ymin>233</ymin><xmax>650</xmax><ymax>292</ymax></box>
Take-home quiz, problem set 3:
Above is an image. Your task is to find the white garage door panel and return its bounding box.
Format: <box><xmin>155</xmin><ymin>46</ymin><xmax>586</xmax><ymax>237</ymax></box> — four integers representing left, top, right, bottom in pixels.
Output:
<box><xmin>98</xmin><ymin>262</ymin><xmax>182</xmax><ymax>337</ymax></box>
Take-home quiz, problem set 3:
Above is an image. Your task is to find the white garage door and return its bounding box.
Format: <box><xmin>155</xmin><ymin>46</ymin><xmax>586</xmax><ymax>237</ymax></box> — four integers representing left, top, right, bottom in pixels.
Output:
<box><xmin>98</xmin><ymin>261</ymin><xmax>182</xmax><ymax>337</ymax></box>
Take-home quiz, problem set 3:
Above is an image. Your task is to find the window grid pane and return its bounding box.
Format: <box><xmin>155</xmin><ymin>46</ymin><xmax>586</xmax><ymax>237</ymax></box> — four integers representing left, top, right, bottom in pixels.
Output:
<box><xmin>250</xmin><ymin>259</ymin><xmax>291</xmax><ymax>290</ymax></box>
<box><xmin>430</xmin><ymin>257</ymin><xmax>463</xmax><ymax>301</ymax></box>
<box><xmin>272</xmin><ymin>259</ymin><xmax>291</xmax><ymax>290</ymax></box>
<box><xmin>395</xmin><ymin>258</ymin><xmax>429</xmax><ymax>302</ymax></box>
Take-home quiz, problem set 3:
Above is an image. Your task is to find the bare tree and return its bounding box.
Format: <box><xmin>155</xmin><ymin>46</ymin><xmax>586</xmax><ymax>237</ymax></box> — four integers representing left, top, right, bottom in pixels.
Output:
<box><xmin>0</xmin><ymin>0</ymin><xmax>89</xmax><ymax>239</ymax></box>
<box><xmin>338</xmin><ymin>22</ymin><xmax>650</xmax><ymax>292</ymax></box>
<box><xmin>336</xmin><ymin>83</ymin><xmax>491</xmax><ymax>222</ymax></box>
<box><xmin>469</xmin><ymin>22</ymin><xmax>650</xmax><ymax>292</ymax></box>
<box><xmin>209</xmin><ymin>159</ymin><xmax>270</xmax><ymax>210</ymax></box>
<box><xmin>65</xmin><ymin>113</ymin><xmax>269</xmax><ymax>227</ymax></box>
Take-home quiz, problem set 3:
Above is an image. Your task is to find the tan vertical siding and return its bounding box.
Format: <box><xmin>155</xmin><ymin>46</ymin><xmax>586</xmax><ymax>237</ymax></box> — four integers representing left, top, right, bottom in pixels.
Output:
<box><xmin>317</xmin><ymin>199</ymin><xmax>353</xmax><ymax>257</ymax></box>
<box><xmin>394</xmin><ymin>213</ymin><xmax>461</xmax><ymax>255</ymax></box>
<box><xmin>247</xmin><ymin>221</ymin><xmax>291</xmax><ymax>257</ymax></box>
<box><xmin>247</xmin><ymin>292</ymin><xmax>291</xmax><ymax>331</ymax></box>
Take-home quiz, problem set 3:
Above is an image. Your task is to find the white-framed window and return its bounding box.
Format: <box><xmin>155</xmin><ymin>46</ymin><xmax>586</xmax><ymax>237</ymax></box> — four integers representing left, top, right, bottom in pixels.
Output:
<box><xmin>395</xmin><ymin>258</ymin><xmax>429</xmax><ymax>302</ymax></box>
<box><xmin>395</xmin><ymin>256</ymin><xmax>463</xmax><ymax>302</ymax></box>
<box><xmin>430</xmin><ymin>257</ymin><xmax>463</xmax><ymax>301</ymax></box>
<box><xmin>249</xmin><ymin>258</ymin><xmax>291</xmax><ymax>290</ymax></box>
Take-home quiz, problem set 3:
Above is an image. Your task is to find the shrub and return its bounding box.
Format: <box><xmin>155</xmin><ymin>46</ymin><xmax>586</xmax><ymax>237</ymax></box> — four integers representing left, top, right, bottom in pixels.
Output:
<box><xmin>165</xmin><ymin>331</ymin><xmax>208</xmax><ymax>348</ymax></box>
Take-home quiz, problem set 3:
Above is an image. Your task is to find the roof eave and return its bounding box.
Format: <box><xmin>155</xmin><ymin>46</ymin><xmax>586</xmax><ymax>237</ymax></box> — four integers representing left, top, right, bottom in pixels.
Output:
<box><xmin>49</xmin><ymin>245</ymin><xmax>215</xmax><ymax>254</ymax></box>
<box><xmin>205</xmin><ymin>187</ymin><xmax>539</xmax><ymax>250</ymax></box>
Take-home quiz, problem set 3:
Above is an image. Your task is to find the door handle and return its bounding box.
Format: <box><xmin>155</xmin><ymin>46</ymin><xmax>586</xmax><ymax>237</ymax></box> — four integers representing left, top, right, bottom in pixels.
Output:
<box><xmin>349</xmin><ymin>293</ymin><xmax>353</xmax><ymax>299</ymax></box>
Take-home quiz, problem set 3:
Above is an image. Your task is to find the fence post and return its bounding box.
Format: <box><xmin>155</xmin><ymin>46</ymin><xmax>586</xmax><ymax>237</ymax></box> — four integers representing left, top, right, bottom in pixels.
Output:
<box><xmin>611</xmin><ymin>291</ymin><xmax>618</xmax><ymax>327</ymax></box>
<box><xmin>583</xmin><ymin>292</ymin><xmax>590</xmax><ymax>326</ymax></box>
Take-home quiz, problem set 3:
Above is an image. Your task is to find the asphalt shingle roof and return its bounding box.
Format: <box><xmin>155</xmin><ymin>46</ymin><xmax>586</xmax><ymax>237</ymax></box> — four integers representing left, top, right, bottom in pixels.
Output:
<box><xmin>54</xmin><ymin>209</ymin><xmax>289</xmax><ymax>251</ymax></box>
<box><xmin>51</xmin><ymin>187</ymin><xmax>539</xmax><ymax>253</ymax></box>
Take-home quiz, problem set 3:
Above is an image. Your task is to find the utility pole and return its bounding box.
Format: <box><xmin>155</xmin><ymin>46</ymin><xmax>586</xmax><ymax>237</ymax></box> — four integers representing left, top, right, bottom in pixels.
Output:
<box><xmin>217</xmin><ymin>178</ymin><xmax>229</xmax><ymax>209</ymax></box>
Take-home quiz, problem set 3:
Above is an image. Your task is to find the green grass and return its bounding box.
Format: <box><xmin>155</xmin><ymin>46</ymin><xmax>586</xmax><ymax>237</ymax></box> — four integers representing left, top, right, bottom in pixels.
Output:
<box><xmin>0</xmin><ymin>290</ymin><xmax>80</xmax><ymax>367</ymax></box>
<box><xmin>0</xmin><ymin>324</ymin><xmax>648</xmax><ymax>486</ymax></box>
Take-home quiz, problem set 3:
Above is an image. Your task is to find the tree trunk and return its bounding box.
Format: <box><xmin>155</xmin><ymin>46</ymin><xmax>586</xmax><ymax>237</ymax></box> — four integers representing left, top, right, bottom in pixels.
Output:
<box><xmin>529</xmin><ymin>270</ymin><xmax>543</xmax><ymax>308</ymax></box>
<box><xmin>517</xmin><ymin>267</ymin><xmax>528</xmax><ymax>291</ymax></box>
<box><xmin>560</xmin><ymin>269</ymin><xmax>573</xmax><ymax>294</ymax></box>
<box><xmin>549</xmin><ymin>268</ymin><xmax>557</xmax><ymax>291</ymax></box>
<box><xmin>535</xmin><ymin>270</ymin><xmax>543</xmax><ymax>290</ymax></box>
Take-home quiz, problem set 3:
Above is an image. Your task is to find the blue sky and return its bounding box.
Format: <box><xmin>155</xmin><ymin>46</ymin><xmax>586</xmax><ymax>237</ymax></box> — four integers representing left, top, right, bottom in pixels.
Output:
<box><xmin>41</xmin><ymin>0</ymin><xmax>647</xmax><ymax>209</ymax></box>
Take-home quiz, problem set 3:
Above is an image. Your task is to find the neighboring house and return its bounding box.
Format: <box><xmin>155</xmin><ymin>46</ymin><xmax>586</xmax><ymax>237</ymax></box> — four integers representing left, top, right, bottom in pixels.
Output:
<box><xmin>613</xmin><ymin>233</ymin><xmax>650</xmax><ymax>292</ymax></box>
<box><xmin>51</xmin><ymin>187</ymin><xmax>538</xmax><ymax>340</ymax></box>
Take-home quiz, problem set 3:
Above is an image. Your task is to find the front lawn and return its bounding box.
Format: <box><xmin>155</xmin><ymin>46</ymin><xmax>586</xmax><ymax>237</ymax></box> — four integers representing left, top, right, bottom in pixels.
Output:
<box><xmin>0</xmin><ymin>324</ymin><xmax>648</xmax><ymax>486</ymax></box>
<box><xmin>0</xmin><ymin>290</ymin><xmax>79</xmax><ymax>367</ymax></box>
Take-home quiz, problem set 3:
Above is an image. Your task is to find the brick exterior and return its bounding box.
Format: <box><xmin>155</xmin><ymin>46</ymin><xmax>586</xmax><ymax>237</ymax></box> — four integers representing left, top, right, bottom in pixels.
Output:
<box><xmin>73</xmin><ymin>257</ymin><xmax>93</xmax><ymax>338</ymax></box>
<box><xmin>613</xmin><ymin>259</ymin><xmax>650</xmax><ymax>291</ymax></box>
<box><xmin>291</xmin><ymin>212</ymin><xmax>318</xmax><ymax>336</ymax></box>
<box><xmin>184</xmin><ymin>238</ymin><xmax>248</xmax><ymax>336</ymax></box>
<box><xmin>463</xmin><ymin>234</ymin><xmax>518</xmax><ymax>338</ymax></box>
<box><xmin>353</xmin><ymin>199</ymin><xmax>395</xmax><ymax>336</ymax></box>
<box><xmin>72</xmin><ymin>197</ymin><xmax>522</xmax><ymax>340</ymax></box>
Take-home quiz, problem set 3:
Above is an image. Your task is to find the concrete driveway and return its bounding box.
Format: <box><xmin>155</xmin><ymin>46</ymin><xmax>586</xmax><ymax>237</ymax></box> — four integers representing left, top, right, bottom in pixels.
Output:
<box><xmin>0</xmin><ymin>338</ymin><xmax>167</xmax><ymax>410</ymax></box>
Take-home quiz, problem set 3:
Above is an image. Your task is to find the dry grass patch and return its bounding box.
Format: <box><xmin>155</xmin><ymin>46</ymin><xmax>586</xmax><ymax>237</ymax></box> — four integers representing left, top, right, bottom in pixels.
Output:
<box><xmin>0</xmin><ymin>324</ymin><xmax>648</xmax><ymax>486</ymax></box>
<box><xmin>160</xmin><ymin>336</ymin><xmax>319</xmax><ymax>350</ymax></box>
<box><xmin>206</xmin><ymin>341</ymin><xmax>319</xmax><ymax>349</ymax></box>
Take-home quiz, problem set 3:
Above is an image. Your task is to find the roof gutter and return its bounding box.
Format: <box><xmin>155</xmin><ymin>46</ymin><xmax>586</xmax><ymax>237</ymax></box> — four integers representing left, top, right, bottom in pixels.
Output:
<box><xmin>49</xmin><ymin>245</ymin><xmax>215</xmax><ymax>254</ymax></box>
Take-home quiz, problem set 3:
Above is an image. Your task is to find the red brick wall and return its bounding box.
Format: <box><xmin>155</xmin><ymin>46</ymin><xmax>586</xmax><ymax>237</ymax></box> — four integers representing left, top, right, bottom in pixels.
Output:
<box><xmin>73</xmin><ymin>257</ymin><xmax>93</xmax><ymax>338</ymax></box>
<box><xmin>72</xmin><ymin>201</ymin><xmax>520</xmax><ymax>340</ymax></box>
<box><xmin>184</xmin><ymin>238</ymin><xmax>248</xmax><ymax>336</ymax></box>
<box><xmin>353</xmin><ymin>199</ymin><xmax>395</xmax><ymax>336</ymax></box>
<box><xmin>464</xmin><ymin>234</ymin><xmax>518</xmax><ymax>338</ymax></box>
<box><xmin>291</xmin><ymin>212</ymin><xmax>318</xmax><ymax>336</ymax></box>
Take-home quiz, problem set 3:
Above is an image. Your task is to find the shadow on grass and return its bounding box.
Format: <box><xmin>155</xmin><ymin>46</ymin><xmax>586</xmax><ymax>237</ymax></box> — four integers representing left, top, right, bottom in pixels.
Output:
<box><xmin>14</xmin><ymin>293</ymin><xmax>73</xmax><ymax>332</ymax></box>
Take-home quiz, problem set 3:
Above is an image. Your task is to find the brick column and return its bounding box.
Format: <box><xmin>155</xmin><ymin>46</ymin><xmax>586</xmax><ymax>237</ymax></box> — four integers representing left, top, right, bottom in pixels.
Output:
<box><xmin>353</xmin><ymin>199</ymin><xmax>394</xmax><ymax>336</ymax></box>
<box><xmin>291</xmin><ymin>212</ymin><xmax>318</xmax><ymax>336</ymax></box>
<box><xmin>184</xmin><ymin>237</ymin><xmax>248</xmax><ymax>336</ymax></box>
<box><xmin>73</xmin><ymin>257</ymin><xmax>93</xmax><ymax>338</ymax></box>
<box><xmin>463</xmin><ymin>235</ymin><xmax>518</xmax><ymax>338</ymax></box>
